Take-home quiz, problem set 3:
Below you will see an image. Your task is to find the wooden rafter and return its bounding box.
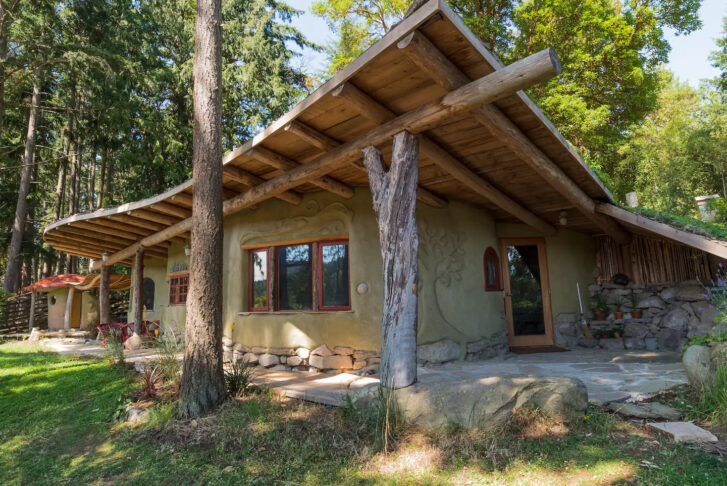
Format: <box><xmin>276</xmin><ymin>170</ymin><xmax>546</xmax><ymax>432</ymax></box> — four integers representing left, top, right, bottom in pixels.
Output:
<box><xmin>397</xmin><ymin>30</ymin><xmax>630</xmax><ymax>244</ymax></box>
<box><xmin>246</xmin><ymin>146</ymin><xmax>355</xmax><ymax>199</ymax></box>
<box><xmin>224</xmin><ymin>165</ymin><xmax>302</xmax><ymax>205</ymax></box>
<box><xmin>92</xmin><ymin>48</ymin><xmax>561</xmax><ymax>270</ymax></box>
<box><xmin>332</xmin><ymin>81</ymin><xmax>556</xmax><ymax>234</ymax></box>
<box><xmin>284</xmin><ymin>119</ymin><xmax>448</xmax><ymax>208</ymax></box>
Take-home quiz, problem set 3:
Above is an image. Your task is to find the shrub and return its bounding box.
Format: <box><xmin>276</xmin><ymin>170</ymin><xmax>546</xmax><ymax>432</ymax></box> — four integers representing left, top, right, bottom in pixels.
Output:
<box><xmin>104</xmin><ymin>328</ymin><xmax>125</xmax><ymax>366</ymax></box>
<box><xmin>139</xmin><ymin>363</ymin><xmax>162</xmax><ymax>400</ymax></box>
<box><xmin>154</xmin><ymin>326</ymin><xmax>183</xmax><ymax>385</ymax></box>
<box><xmin>341</xmin><ymin>385</ymin><xmax>405</xmax><ymax>452</ymax></box>
<box><xmin>224</xmin><ymin>360</ymin><xmax>256</xmax><ymax>397</ymax></box>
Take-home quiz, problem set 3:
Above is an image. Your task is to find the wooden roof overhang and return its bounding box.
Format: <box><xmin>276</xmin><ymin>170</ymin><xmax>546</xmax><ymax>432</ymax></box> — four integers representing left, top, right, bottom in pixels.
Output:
<box><xmin>44</xmin><ymin>0</ymin><xmax>638</xmax><ymax>268</ymax></box>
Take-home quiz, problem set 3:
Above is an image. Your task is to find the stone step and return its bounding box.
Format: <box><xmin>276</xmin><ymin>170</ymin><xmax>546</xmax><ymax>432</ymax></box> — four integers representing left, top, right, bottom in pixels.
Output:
<box><xmin>648</xmin><ymin>422</ymin><xmax>718</xmax><ymax>443</ymax></box>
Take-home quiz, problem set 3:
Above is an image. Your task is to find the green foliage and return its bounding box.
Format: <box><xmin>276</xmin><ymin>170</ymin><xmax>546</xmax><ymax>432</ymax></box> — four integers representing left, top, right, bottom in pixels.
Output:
<box><xmin>341</xmin><ymin>385</ymin><xmax>405</xmax><ymax>452</ymax></box>
<box><xmin>103</xmin><ymin>328</ymin><xmax>125</xmax><ymax>366</ymax></box>
<box><xmin>154</xmin><ymin>326</ymin><xmax>183</xmax><ymax>385</ymax></box>
<box><xmin>223</xmin><ymin>359</ymin><xmax>257</xmax><ymax>397</ymax></box>
<box><xmin>628</xmin><ymin>206</ymin><xmax>727</xmax><ymax>240</ymax></box>
<box><xmin>710</xmin><ymin>17</ymin><xmax>727</xmax><ymax>93</ymax></box>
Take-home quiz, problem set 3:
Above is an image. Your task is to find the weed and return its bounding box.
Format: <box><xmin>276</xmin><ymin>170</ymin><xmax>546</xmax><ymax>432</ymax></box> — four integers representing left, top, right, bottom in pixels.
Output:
<box><xmin>104</xmin><ymin>327</ymin><xmax>125</xmax><ymax>366</ymax></box>
<box><xmin>139</xmin><ymin>363</ymin><xmax>162</xmax><ymax>399</ymax></box>
<box><xmin>223</xmin><ymin>359</ymin><xmax>256</xmax><ymax>397</ymax></box>
<box><xmin>154</xmin><ymin>326</ymin><xmax>183</xmax><ymax>385</ymax></box>
<box><xmin>693</xmin><ymin>363</ymin><xmax>727</xmax><ymax>425</ymax></box>
<box><xmin>341</xmin><ymin>385</ymin><xmax>405</xmax><ymax>452</ymax></box>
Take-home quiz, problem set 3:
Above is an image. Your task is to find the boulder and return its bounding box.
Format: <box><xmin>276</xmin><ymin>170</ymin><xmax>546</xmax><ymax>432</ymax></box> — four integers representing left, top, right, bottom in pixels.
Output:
<box><xmin>233</xmin><ymin>343</ymin><xmax>250</xmax><ymax>353</ymax></box>
<box><xmin>417</xmin><ymin>339</ymin><xmax>460</xmax><ymax>364</ymax></box>
<box><xmin>577</xmin><ymin>337</ymin><xmax>599</xmax><ymax>348</ymax></box>
<box><xmin>286</xmin><ymin>355</ymin><xmax>303</xmax><ymax>367</ymax></box>
<box><xmin>124</xmin><ymin>333</ymin><xmax>144</xmax><ymax>351</ymax></box>
<box><xmin>295</xmin><ymin>347</ymin><xmax>310</xmax><ymax>359</ymax></box>
<box><xmin>599</xmin><ymin>338</ymin><xmax>624</xmax><ymax>350</ymax></box>
<box><xmin>624</xmin><ymin>337</ymin><xmax>645</xmax><ymax>350</ymax></box>
<box><xmin>270</xmin><ymin>364</ymin><xmax>291</xmax><ymax>372</ymax></box>
<box><xmin>355</xmin><ymin>375</ymin><xmax>588</xmax><ymax>429</ymax></box>
<box><xmin>659</xmin><ymin>287</ymin><xmax>678</xmax><ymax>302</ymax></box>
<box><xmin>251</xmin><ymin>346</ymin><xmax>267</xmax><ymax>354</ymax></box>
<box><xmin>352</xmin><ymin>359</ymin><xmax>367</xmax><ymax>370</ymax></box>
<box><xmin>333</xmin><ymin>346</ymin><xmax>354</xmax><ymax>356</ymax></box>
<box><xmin>623</xmin><ymin>322</ymin><xmax>649</xmax><ymax>338</ymax></box>
<box><xmin>644</xmin><ymin>337</ymin><xmax>658</xmax><ymax>351</ymax></box>
<box><xmin>125</xmin><ymin>406</ymin><xmax>150</xmax><ymax>425</ymax></box>
<box><xmin>258</xmin><ymin>353</ymin><xmax>280</xmax><ymax>368</ymax></box>
<box><xmin>662</xmin><ymin>308</ymin><xmax>690</xmax><ymax>332</ymax></box>
<box><xmin>279</xmin><ymin>356</ymin><xmax>287</xmax><ymax>364</ymax></box>
<box><xmin>676</xmin><ymin>285</ymin><xmax>707</xmax><ymax>302</ymax></box>
<box><xmin>656</xmin><ymin>328</ymin><xmax>681</xmax><ymax>351</ymax></box>
<box><xmin>311</xmin><ymin>344</ymin><xmax>334</xmax><ymax>357</ymax></box>
<box><xmin>683</xmin><ymin>345</ymin><xmax>711</xmax><ymax>388</ymax></box>
<box><xmin>309</xmin><ymin>354</ymin><xmax>352</xmax><ymax>370</ymax></box>
<box><xmin>353</xmin><ymin>349</ymin><xmax>378</xmax><ymax>360</ymax></box>
<box><xmin>609</xmin><ymin>402</ymin><xmax>681</xmax><ymax>421</ymax></box>
<box><xmin>636</xmin><ymin>295</ymin><xmax>665</xmax><ymax>309</ymax></box>
<box><xmin>242</xmin><ymin>352</ymin><xmax>259</xmax><ymax>364</ymax></box>
<box><xmin>649</xmin><ymin>422</ymin><xmax>718</xmax><ymax>443</ymax></box>
<box><xmin>268</xmin><ymin>347</ymin><xmax>296</xmax><ymax>356</ymax></box>
<box><xmin>222</xmin><ymin>336</ymin><xmax>233</xmax><ymax>347</ymax></box>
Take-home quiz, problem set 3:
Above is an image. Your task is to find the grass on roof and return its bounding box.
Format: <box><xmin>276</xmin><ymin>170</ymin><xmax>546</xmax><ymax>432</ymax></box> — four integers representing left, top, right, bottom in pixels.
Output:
<box><xmin>627</xmin><ymin>206</ymin><xmax>727</xmax><ymax>240</ymax></box>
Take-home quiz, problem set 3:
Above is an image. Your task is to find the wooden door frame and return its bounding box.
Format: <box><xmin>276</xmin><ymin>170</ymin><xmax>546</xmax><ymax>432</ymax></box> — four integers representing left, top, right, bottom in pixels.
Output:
<box><xmin>499</xmin><ymin>237</ymin><xmax>555</xmax><ymax>347</ymax></box>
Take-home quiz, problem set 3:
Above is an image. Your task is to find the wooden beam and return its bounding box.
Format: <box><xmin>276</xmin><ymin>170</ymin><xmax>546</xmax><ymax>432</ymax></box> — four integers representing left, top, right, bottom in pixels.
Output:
<box><xmin>133</xmin><ymin>247</ymin><xmax>144</xmax><ymax>334</ymax></box>
<box><xmin>224</xmin><ymin>165</ymin><xmax>302</xmax><ymax>205</ymax></box>
<box><xmin>128</xmin><ymin>209</ymin><xmax>180</xmax><ymax>226</ymax></box>
<box><xmin>333</xmin><ymin>81</ymin><xmax>554</xmax><ymax>233</ymax></box>
<box><xmin>93</xmin><ymin>48</ymin><xmax>561</xmax><ymax>269</ymax></box>
<box><xmin>247</xmin><ymin>146</ymin><xmax>354</xmax><ymax>199</ymax></box>
<box><xmin>109</xmin><ymin>213</ymin><xmax>166</xmax><ymax>232</ymax></box>
<box><xmin>149</xmin><ymin>201</ymin><xmax>192</xmax><ymax>219</ymax></box>
<box><xmin>398</xmin><ymin>30</ymin><xmax>630</xmax><ymax>244</ymax></box>
<box><xmin>99</xmin><ymin>265</ymin><xmax>110</xmax><ymax>325</ymax></box>
<box><xmin>169</xmin><ymin>192</ymin><xmax>194</xmax><ymax>207</ymax></box>
<box><xmin>285</xmin><ymin>119</ymin><xmax>448</xmax><ymax>208</ymax></box>
<box><xmin>596</xmin><ymin>203</ymin><xmax>727</xmax><ymax>260</ymax></box>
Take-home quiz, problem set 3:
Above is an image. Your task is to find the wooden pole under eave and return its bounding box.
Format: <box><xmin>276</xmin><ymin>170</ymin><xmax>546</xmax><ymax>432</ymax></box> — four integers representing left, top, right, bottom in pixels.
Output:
<box><xmin>133</xmin><ymin>247</ymin><xmax>145</xmax><ymax>335</ymax></box>
<box><xmin>28</xmin><ymin>291</ymin><xmax>36</xmax><ymax>331</ymax></box>
<box><xmin>99</xmin><ymin>264</ymin><xmax>111</xmax><ymax>325</ymax></box>
<box><xmin>64</xmin><ymin>287</ymin><xmax>74</xmax><ymax>331</ymax></box>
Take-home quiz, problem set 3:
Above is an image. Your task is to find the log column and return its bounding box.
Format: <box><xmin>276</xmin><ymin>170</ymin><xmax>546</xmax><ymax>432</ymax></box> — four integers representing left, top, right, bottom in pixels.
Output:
<box><xmin>362</xmin><ymin>131</ymin><xmax>419</xmax><ymax>389</ymax></box>
<box><xmin>63</xmin><ymin>287</ymin><xmax>74</xmax><ymax>331</ymax></box>
<box><xmin>133</xmin><ymin>247</ymin><xmax>145</xmax><ymax>335</ymax></box>
<box><xmin>28</xmin><ymin>291</ymin><xmax>36</xmax><ymax>331</ymax></box>
<box><xmin>99</xmin><ymin>264</ymin><xmax>111</xmax><ymax>325</ymax></box>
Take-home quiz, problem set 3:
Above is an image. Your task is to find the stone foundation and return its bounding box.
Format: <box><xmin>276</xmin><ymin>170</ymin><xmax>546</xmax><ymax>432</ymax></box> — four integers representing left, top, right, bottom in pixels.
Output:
<box><xmin>555</xmin><ymin>280</ymin><xmax>718</xmax><ymax>351</ymax></box>
<box><xmin>222</xmin><ymin>338</ymin><xmax>380</xmax><ymax>374</ymax></box>
<box><xmin>417</xmin><ymin>331</ymin><xmax>509</xmax><ymax>365</ymax></box>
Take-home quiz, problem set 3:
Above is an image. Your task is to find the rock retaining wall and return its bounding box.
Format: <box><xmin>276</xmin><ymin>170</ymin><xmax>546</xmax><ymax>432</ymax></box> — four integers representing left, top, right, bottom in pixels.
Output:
<box><xmin>555</xmin><ymin>280</ymin><xmax>720</xmax><ymax>351</ymax></box>
<box><xmin>222</xmin><ymin>338</ymin><xmax>380</xmax><ymax>374</ymax></box>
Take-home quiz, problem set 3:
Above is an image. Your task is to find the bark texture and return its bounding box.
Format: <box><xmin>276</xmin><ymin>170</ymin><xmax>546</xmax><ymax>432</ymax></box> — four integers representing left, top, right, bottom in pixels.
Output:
<box><xmin>4</xmin><ymin>79</ymin><xmax>41</xmax><ymax>293</ymax></box>
<box><xmin>179</xmin><ymin>0</ymin><xmax>226</xmax><ymax>418</ymax></box>
<box><xmin>99</xmin><ymin>264</ymin><xmax>110</xmax><ymax>325</ymax></box>
<box><xmin>133</xmin><ymin>247</ymin><xmax>144</xmax><ymax>334</ymax></box>
<box><xmin>362</xmin><ymin>131</ymin><xmax>419</xmax><ymax>388</ymax></box>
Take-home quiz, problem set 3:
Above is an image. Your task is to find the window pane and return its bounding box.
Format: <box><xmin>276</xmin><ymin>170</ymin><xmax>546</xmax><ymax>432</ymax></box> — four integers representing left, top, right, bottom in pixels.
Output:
<box><xmin>143</xmin><ymin>278</ymin><xmax>155</xmax><ymax>311</ymax></box>
<box><xmin>277</xmin><ymin>244</ymin><xmax>312</xmax><ymax>310</ymax></box>
<box><xmin>321</xmin><ymin>243</ymin><xmax>349</xmax><ymax>308</ymax></box>
<box><xmin>251</xmin><ymin>250</ymin><xmax>268</xmax><ymax>309</ymax></box>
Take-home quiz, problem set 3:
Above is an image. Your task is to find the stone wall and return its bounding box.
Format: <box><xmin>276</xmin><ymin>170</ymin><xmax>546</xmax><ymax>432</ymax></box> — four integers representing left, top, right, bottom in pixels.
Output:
<box><xmin>222</xmin><ymin>338</ymin><xmax>380</xmax><ymax>374</ymax></box>
<box><xmin>416</xmin><ymin>331</ymin><xmax>509</xmax><ymax>365</ymax></box>
<box><xmin>555</xmin><ymin>280</ymin><xmax>719</xmax><ymax>351</ymax></box>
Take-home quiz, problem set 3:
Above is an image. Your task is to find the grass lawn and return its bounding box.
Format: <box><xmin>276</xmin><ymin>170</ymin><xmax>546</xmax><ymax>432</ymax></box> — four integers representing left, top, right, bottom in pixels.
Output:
<box><xmin>1</xmin><ymin>342</ymin><xmax>726</xmax><ymax>485</ymax></box>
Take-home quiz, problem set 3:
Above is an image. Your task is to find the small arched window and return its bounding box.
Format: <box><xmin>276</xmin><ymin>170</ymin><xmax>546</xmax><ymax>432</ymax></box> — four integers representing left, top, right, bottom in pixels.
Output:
<box><xmin>143</xmin><ymin>278</ymin><xmax>155</xmax><ymax>311</ymax></box>
<box><xmin>484</xmin><ymin>247</ymin><xmax>502</xmax><ymax>291</ymax></box>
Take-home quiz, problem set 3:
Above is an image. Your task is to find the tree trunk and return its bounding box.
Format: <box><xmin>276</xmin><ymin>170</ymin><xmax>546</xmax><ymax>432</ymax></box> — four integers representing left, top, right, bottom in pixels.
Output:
<box><xmin>133</xmin><ymin>247</ymin><xmax>144</xmax><ymax>334</ymax></box>
<box><xmin>104</xmin><ymin>148</ymin><xmax>114</xmax><ymax>206</ymax></box>
<box><xmin>28</xmin><ymin>291</ymin><xmax>36</xmax><ymax>331</ymax></box>
<box><xmin>99</xmin><ymin>264</ymin><xmax>110</xmax><ymax>325</ymax></box>
<box><xmin>54</xmin><ymin>159</ymin><xmax>66</xmax><ymax>220</ymax></box>
<box><xmin>179</xmin><ymin>0</ymin><xmax>226</xmax><ymax>418</ymax></box>
<box><xmin>88</xmin><ymin>142</ymin><xmax>96</xmax><ymax>210</ymax></box>
<box><xmin>4</xmin><ymin>79</ymin><xmax>41</xmax><ymax>293</ymax></box>
<box><xmin>64</xmin><ymin>287</ymin><xmax>74</xmax><ymax>330</ymax></box>
<box><xmin>362</xmin><ymin>131</ymin><xmax>419</xmax><ymax>388</ymax></box>
<box><xmin>97</xmin><ymin>142</ymin><xmax>106</xmax><ymax>209</ymax></box>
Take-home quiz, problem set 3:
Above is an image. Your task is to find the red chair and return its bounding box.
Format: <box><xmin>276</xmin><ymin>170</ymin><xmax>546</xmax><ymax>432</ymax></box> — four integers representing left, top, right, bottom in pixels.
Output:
<box><xmin>96</xmin><ymin>320</ymin><xmax>161</xmax><ymax>347</ymax></box>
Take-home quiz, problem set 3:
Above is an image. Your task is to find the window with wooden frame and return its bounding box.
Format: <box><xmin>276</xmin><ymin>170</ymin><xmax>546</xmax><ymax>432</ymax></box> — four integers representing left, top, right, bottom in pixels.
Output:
<box><xmin>245</xmin><ymin>238</ymin><xmax>350</xmax><ymax>312</ymax></box>
<box><xmin>484</xmin><ymin>246</ymin><xmax>502</xmax><ymax>291</ymax></box>
<box><xmin>169</xmin><ymin>273</ymin><xmax>189</xmax><ymax>305</ymax></box>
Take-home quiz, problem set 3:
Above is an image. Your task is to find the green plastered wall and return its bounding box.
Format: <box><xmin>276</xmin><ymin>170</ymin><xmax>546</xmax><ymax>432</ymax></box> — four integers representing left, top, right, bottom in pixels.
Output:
<box><xmin>128</xmin><ymin>257</ymin><xmax>172</xmax><ymax>324</ymax></box>
<box><xmin>495</xmin><ymin>223</ymin><xmax>597</xmax><ymax>318</ymax></box>
<box><xmin>128</xmin><ymin>188</ymin><xmax>597</xmax><ymax>352</ymax></box>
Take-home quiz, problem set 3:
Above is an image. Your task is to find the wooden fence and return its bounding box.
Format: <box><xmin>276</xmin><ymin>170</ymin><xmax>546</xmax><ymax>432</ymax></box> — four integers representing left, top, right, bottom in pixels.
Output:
<box><xmin>0</xmin><ymin>293</ymin><xmax>48</xmax><ymax>334</ymax></box>
<box><xmin>596</xmin><ymin>234</ymin><xmax>717</xmax><ymax>285</ymax></box>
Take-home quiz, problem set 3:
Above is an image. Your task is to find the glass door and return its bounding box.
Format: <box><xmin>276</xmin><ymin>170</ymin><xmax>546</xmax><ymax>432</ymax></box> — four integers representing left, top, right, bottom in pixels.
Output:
<box><xmin>500</xmin><ymin>238</ymin><xmax>554</xmax><ymax>347</ymax></box>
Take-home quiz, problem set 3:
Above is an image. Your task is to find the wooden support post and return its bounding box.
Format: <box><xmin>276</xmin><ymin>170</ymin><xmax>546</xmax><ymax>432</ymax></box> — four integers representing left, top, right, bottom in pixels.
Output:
<box><xmin>99</xmin><ymin>264</ymin><xmax>111</xmax><ymax>325</ymax></box>
<box><xmin>64</xmin><ymin>287</ymin><xmax>74</xmax><ymax>331</ymax></box>
<box><xmin>363</xmin><ymin>131</ymin><xmax>419</xmax><ymax>389</ymax></box>
<box><xmin>133</xmin><ymin>247</ymin><xmax>144</xmax><ymax>335</ymax></box>
<box><xmin>28</xmin><ymin>291</ymin><xmax>36</xmax><ymax>331</ymax></box>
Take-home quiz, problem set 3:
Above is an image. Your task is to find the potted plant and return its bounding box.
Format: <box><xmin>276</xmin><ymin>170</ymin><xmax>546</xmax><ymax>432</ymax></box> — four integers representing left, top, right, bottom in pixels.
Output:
<box><xmin>630</xmin><ymin>294</ymin><xmax>643</xmax><ymax>319</ymax></box>
<box><xmin>614</xmin><ymin>310</ymin><xmax>624</xmax><ymax>320</ymax></box>
<box><xmin>592</xmin><ymin>295</ymin><xmax>609</xmax><ymax>321</ymax></box>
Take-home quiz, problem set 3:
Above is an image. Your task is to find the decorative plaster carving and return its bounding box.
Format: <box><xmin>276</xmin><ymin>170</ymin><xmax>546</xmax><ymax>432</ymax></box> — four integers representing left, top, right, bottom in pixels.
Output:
<box><xmin>240</xmin><ymin>202</ymin><xmax>353</xmax><ymax>246</ymax></box>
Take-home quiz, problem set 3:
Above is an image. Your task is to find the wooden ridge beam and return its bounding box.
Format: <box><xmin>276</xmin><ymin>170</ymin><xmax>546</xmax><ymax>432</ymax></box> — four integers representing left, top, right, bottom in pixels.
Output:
<box><xmin>285</xmin><ymin>119</ymin><xmax>447</xmax><ymax>208</ymax></box>
<box><xmin>332</xmin><ymin>82</ymin><xmax>553</xmax><ymax>233</ymax></box>
<box><xmin>397</xmin><ymin>30</ymin><xmax>630</xmax><ymax>244</ymax></box>
<box><xmin>224</xmin><ymin>165</ymin><xmax>302</xmax><ymax>205</ymax></box>
<box><xmin>93</xmin><ymin>48</ymin><xmax>561</xmax><ymax>270</ymax></box>
<box><xmin>246</xmin><ymin>146</ymin><xmax>355</xmax><ymax>199</ymax></box>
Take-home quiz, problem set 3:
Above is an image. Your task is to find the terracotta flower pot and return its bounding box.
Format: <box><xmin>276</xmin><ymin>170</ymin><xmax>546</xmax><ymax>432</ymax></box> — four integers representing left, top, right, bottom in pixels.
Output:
<box><xmin>614</xmin><ymin>311</ymin><xmax>624</xmax><ymax>320</ymax></box>
<box><xmin>592</xmin><ymin>308</ymin><xmax>607</xmax><ymax>321</ymax></box>
<box><xmin>631</xmin><ymin>310</ymin><xmax>643</xmax><ymax>319</ymax></box>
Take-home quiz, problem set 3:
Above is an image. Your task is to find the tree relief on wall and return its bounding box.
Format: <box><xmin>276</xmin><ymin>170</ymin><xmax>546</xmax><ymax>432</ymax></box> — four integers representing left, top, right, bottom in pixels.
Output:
<box><xmin>239</xmin><ymin>201</ymin><xmax>353</xmax><ymax>247</ymax></box>
<box><xmin>419</xmin><ymin>220</ymin><xmax>470</xmax><ymax>340</ymax></box>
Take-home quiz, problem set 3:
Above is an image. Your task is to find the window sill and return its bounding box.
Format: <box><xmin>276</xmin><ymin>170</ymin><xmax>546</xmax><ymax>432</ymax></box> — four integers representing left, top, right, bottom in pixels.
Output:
<box><xmin>238</xmin><ymin>310</ymin><xmax>354</xmax><ymax>316</ymax></box>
